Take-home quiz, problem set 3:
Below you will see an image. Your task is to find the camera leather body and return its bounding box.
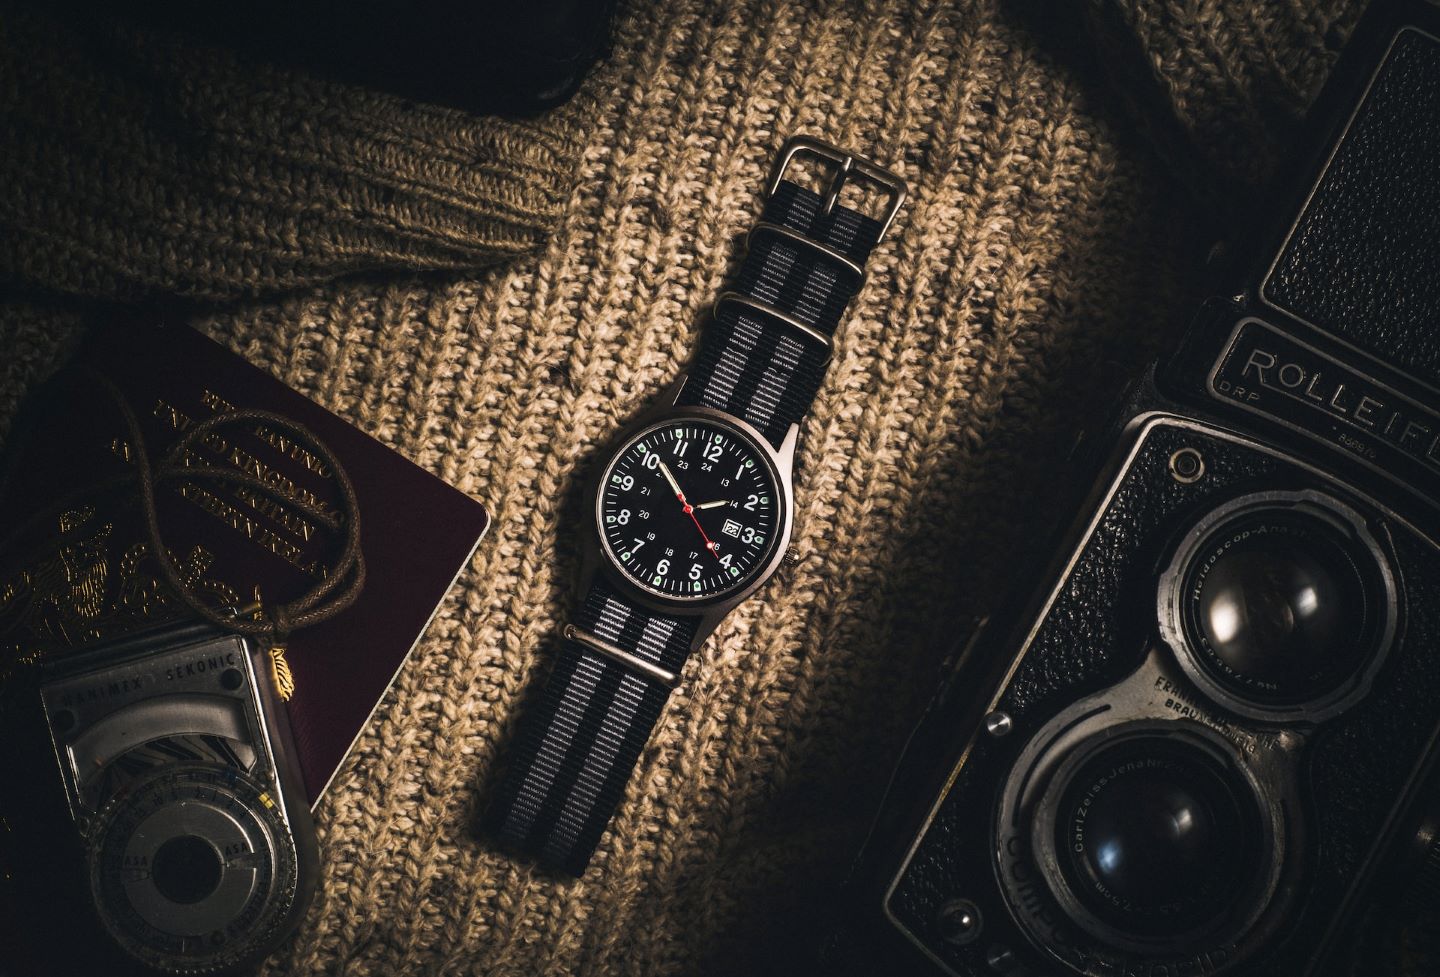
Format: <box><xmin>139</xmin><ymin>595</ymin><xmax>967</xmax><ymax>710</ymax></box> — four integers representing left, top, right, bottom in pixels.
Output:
<box><xmin>830</xmin><ymin>1</ymin><xmax>1440</xmax><ymax>975</ymax></box>
<box><xmin>1261</xmin><ymin>25</ymin><xmax>1440</xmax><ymax>388</ymax></box>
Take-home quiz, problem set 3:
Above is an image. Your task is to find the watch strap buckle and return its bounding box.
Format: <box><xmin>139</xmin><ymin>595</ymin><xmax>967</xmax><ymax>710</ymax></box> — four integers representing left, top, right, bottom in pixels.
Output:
<box><xmin>766</xmin><ymin>135</ymin><xmax>907</xmax><ymax>242</ymax></box>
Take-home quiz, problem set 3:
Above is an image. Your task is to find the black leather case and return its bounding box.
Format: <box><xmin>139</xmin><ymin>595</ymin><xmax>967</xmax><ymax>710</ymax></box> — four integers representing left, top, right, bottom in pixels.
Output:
<box><xmin>1262</xmin><ymin>24</ymin><xmax>1440</xmax><ymax>388</ymax></box>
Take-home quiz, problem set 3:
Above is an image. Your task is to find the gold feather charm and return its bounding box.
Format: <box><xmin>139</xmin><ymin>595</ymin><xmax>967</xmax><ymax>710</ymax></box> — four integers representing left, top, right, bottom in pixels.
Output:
<box><xmin>268</xmin><ymin>645</ymin><xmax>296</xmax><ymax>701</ymax></box>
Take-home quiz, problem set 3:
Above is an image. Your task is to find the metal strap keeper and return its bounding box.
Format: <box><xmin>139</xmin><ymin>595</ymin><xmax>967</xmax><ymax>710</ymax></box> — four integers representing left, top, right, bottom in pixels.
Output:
<box><xmin>563</xmin><ymin>624</ymin><xmax>681</xmax><ymax>690</ymax></box>
<box><xmin>745</xmin><ymin>221</ymin><xmax>866</xmax><ymax>292</ymax></box>
<box><xmin>712</xmin><ymin>292</ymin><xmax>835</xmax><ymax>363</ymax></box>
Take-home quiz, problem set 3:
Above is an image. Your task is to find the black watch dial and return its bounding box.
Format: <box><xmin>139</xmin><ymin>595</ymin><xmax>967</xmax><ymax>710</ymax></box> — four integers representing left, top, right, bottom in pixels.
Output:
<box><xmin>597</xmin><ymin>417</ymin><xmax>785</xmax><ymax>601</ymax></box>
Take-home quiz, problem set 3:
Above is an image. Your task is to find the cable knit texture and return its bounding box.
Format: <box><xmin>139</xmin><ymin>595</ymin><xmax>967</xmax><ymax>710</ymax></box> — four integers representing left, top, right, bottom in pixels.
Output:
<box><xmin>0</xmin><ymin>6</ymin><xmax>581</xmax><ymax>300</ymax></box>
<box><xmin>1083</xmin><ymin>0</ymin><xmax>1366</xmax><ymax>215</ymax></box>
<box><xmin>8</xmin><ymin>0</ymin><xmax>1420</xmax><ymax>974</ymax></box>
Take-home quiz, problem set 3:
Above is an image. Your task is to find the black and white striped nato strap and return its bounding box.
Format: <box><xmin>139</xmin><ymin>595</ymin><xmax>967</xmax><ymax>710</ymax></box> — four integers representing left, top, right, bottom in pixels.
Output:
<box><xmin>485</xmin><ymin>578</ymin><xmax>695</xmax><ymax>875</ymax></box>
<box><xmin>676</xmin><ymin>172</ymin><xmax>888</xmax><ymax>446</ymax></box>
<box><xmin>485</xmin><ymin>139</ymin><xmax>903</xmax><ymax>876</ymax></box>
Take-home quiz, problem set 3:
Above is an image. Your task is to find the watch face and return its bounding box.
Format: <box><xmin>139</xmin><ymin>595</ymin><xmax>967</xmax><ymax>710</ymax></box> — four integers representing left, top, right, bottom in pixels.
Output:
<box><xmin>597</xmin><ymin>417</ymin><xmax>785</xmax><ymax>602</ymax></box>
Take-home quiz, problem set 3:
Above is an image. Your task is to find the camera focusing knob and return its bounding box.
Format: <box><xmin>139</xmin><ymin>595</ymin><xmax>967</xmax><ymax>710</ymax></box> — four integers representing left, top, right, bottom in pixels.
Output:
<box><xmin>1360</xmin><ymin>803</ymin><xmax>1440</xmax><ymax>976</ymax></box>
<box><xmin>936</xmin><ymin>898</ymin><xmax>983</xmax><ymax>945</ymax></box>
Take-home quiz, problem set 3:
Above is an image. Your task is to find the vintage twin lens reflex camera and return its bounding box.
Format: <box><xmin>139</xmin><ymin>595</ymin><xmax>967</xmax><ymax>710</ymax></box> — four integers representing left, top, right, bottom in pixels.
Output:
<box><xmin>18</xmin><ymin>619</ymin><xmax>318</xmax><ymax>976</ymax></box>
<box><xmin>834</xmin><ymin>2</ymin><xmax>1440</xmax><ymax>976</ymax></box>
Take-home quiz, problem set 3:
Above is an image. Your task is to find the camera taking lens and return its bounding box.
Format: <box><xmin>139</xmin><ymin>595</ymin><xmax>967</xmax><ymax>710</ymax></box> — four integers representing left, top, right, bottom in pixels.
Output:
<box><xmin>1054</xmin><ymin>736</ymin><xmax>1260</xmax><ymax>935</ymax></box>
<box><xmin>1034</xmin><ymin>724</ymin><xmax>1269</xmax><ymax>949</ymax></box>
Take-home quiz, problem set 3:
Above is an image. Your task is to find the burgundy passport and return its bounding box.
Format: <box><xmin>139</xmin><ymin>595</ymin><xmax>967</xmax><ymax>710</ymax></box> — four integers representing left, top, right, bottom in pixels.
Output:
<box><xmin>0</xmin><ymin>319</ymin><xmax>489</xmax><ymax>803</ymax></box>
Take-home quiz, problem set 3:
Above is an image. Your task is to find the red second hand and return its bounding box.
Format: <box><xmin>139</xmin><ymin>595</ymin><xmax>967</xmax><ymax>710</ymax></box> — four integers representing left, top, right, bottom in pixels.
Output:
<box><xmin>676</xmin><ymin>491</ymin><xmax>721</xmax><ymax>561</ymax></box>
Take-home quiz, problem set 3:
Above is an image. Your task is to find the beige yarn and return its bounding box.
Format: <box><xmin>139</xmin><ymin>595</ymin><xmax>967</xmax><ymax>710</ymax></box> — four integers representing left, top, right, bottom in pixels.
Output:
<box><xmin>6</xmin><ymin>0</ymin><xmax>1414</xmax><ymax>974</ymax></box>
<box><xmin>0</xmin><ymin>6</ymin><xmax>580</xmax><ymax>300</ymax></box>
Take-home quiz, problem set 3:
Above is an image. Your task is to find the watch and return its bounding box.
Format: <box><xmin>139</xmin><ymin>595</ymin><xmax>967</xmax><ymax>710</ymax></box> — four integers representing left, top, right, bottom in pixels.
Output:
<box><xmin>485</xmin><ymin>136</ymin><xmax>905</xmax><ymax>876</ymax></box>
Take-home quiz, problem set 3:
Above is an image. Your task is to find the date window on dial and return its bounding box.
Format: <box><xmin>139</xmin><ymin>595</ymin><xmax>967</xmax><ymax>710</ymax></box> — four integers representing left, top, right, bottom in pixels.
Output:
<box><xmin>721</xmin><ymin>519</ymin><xmax>742</xmax><ymax>539</ymax></box>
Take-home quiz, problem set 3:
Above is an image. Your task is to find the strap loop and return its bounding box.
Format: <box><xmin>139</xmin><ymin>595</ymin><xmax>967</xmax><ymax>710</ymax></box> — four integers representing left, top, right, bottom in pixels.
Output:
<box><xmin>713</xmin><ymin>292</ymin><xmax>835</xmax><ymax>363</ymax></box>
<box><xmin>745</xmin><ymin>221</ymin><xmax>866</xmax><ymax>291</ymax></box>
<box><xmin>563</xmin><ymin>623</ymin><xmax>680</xmax><ymax>689</ymax></box>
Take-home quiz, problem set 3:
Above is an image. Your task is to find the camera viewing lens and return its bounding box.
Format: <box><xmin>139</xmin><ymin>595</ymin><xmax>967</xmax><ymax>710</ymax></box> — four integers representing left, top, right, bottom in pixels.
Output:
<box><xmin>150</xmin><ymin>835</ymin><xmax>223</xmax><ymax>905</ymax></box>
<box><xmin>1182</xmin><ymin>508</ymin><xmax>1378</xmax><ymax>707</ymax></box>
<box><xmin>1054</xmin><ymin>734</ymin><xmax>1262</xmax><ymax>938</ymax></box>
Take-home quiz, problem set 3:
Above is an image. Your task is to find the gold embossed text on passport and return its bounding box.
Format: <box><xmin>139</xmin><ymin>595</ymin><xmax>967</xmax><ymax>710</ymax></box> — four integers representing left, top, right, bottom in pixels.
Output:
<box><xmin>122</xmin><ymin>393</ymin><xmax>333</xmax><ymax>579</ymax></box>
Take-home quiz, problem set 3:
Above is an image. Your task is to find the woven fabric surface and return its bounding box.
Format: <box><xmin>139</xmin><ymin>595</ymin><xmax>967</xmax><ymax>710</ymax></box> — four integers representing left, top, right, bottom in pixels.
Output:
<box><xmin>0</xmin><ymin>0</ymin><xmax>1387</xmax><ymax>974</ymax></box>
<box><xmin>0</xmin><ymin>4</ymin><xmax>581</xmax><ymax>301</ymax></box>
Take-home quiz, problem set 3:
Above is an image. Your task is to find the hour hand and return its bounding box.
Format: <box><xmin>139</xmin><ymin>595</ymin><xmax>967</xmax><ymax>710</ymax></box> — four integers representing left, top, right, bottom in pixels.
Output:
<box><xmin>657</xmin><ymin>459</ymin><xmax>684</xmax><ymax>498</ymax></box>
<box><xmin>695</xmin><ymin>500</ymin><xmax>730</xmax><ymax>510</ymax></box>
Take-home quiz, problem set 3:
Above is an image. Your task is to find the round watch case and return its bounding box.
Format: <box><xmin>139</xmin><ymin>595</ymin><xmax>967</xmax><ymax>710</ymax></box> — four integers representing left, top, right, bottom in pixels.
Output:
<box><xmin>586</xmin><ymin>397</ymin><xmax>796</xmax><ymax>617</ymax></box>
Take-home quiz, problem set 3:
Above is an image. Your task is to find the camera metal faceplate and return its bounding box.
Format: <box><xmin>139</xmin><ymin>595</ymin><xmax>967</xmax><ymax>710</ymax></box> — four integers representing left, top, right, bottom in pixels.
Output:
<box><xmin>882</xmin><ymin>416</ymin><xmax>1440</xmax><ymax>977</ymax></box>
<box><xmin>40</xmin><ymin>627</ymin><xmax>276</xmax><ymax>824</ymax></box>
<box><xmin>1208</xmin><ymin>316</ymin><xmax>1440</xmax><ymax>507</ymax></box>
